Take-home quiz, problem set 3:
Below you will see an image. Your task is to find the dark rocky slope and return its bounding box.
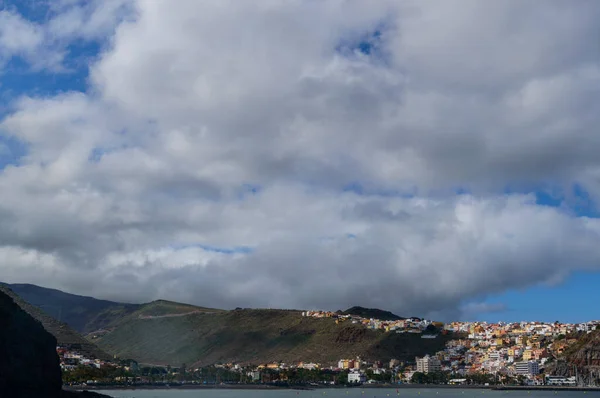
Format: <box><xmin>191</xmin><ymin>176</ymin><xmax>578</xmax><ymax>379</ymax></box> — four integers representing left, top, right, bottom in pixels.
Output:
<box><xmin>564</xmin><ymin>330</ymin><xmax>600</xmax><ymax>384</ymax></box>
<box><xmin>2</xmin><ymin>282</ymin><xmax>140</xmax><ymax>334</ymax></box>
<box><xmin>341</xmin><ymin>306</ymin><xmax>405</xmax><ymax>321</ymax></box>
<box><xmin>0</xmin><ymin>285</ymin><xmax>111</xmax><ymax>360</ymax></box>
<box><xmin>0</xmin><ymin>290</ymin><xmax>107</xmax><ymax>398</ymax></box>
<box><xmin>548</xmin><ymin>331</ymin><xmax>600</xmax><ymax>385</ymax></box>
<box><xmin>567</xmin><ymin>330</ymin><xmax>600</xmax><ymax>368</ymax></box>
<box><xmin>0</xmin><ymin>288</ymin><xmax>62</xmax><ymax>397</ymax></box>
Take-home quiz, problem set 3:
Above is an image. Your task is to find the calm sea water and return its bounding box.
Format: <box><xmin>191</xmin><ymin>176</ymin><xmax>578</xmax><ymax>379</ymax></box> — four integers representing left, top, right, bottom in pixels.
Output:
<box><xmin>101</xmin><ymin>388</ymin><xmax>600</xmax><ymax>398</ymax></box>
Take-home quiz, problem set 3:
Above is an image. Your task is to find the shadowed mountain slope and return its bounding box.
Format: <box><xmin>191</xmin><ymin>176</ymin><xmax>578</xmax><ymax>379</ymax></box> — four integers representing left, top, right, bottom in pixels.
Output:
<box><xmin>1</xmin><ymin>283</ymin><xmax>448</xmax><ymax>367</ymax></box>
<box><xmin>341</xmin><ymin>306</ymin><xmax>405</xmax><ymax>321</ymax></box>
<box><xmin>0</xmin><ymin>285</ymin><xmax>111</xmax><ymax>361</ymax></box>
<box><xmin>2</xmin><ymin>283</ymin><xmax>140</xmax><ymax>334</ymax></box>
<box><xmin>0</xmin><ymin>289</ymin><xmax>108</xmax><ymax>398</ymax></box>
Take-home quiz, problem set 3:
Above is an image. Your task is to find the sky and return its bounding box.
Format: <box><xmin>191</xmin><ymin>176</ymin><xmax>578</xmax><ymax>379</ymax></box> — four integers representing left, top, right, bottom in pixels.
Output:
<box><xmin>1</xmin><ymin>0</ymin><xmax>600</xmax><ymax>323</ymax></box>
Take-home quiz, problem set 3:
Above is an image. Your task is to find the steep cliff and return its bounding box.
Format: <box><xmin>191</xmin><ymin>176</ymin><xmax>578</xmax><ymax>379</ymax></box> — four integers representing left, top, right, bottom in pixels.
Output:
<box><xmin>0</xmin><ymin>290</ymin><xmax>108</xmax><ymax>398</ymax></box>
<box><xmin>0</xmin><ymin>289</ymin><xmax>63</xmax><ymax>397</ymax></box>
<box><xmin>0</xmin><ymin>285</ymin><xmax>111</xmax><ymax>360</ymax></box>
<box><xmin>567</xmin><ymin>330</ymin><xmax>600</xmax><ymax>368</ymax></box>
<box><xmin>549</xmin><ymin>330</ymin><xmax>600</xmax><ymax>385</ymax></box>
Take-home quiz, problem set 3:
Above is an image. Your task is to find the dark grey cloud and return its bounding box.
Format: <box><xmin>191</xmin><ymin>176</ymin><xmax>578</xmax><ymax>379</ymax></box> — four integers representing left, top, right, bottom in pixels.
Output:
<box><xmin>1</xmin><ymin>0</ymin><xmax>600</xmax><ymax>319</ymax></box>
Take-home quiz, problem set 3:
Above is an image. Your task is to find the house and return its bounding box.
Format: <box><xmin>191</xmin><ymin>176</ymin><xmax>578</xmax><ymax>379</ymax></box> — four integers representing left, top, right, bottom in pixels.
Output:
<box><xmin>348</xmin><ymin>371</ymin><xmax>367</xmax><ymax>384</ymax></box>
<box><xmin>298</xmin><ymin>362</ymin><xmax>320</xmax><ymax>370</ymax></box>
<box><xmin>248</xmin><ymin>371</ymin><xmax>261</xmax><ymax>382</ymax></box>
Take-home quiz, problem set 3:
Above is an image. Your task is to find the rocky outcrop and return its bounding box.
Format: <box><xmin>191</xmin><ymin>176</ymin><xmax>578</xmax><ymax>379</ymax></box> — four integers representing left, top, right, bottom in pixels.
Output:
<box><xmin>0</xmin><ymin>290</ymin><xmax>108</xmax><ymax>398</ymax></box>
<box><xmin>0</xmin><ymin>285</ymin><xmax>112</xmax><ymax>361</ymax></box>
<box><xmin>0</xmin><ymin>289</ymin><xmax>63</xmax><ymax>397</ymax></box>
<box><xmin>568</xmin><ymin>330</ymin><xmax>600</xmax><ymax>368</ymax></box>
<box><xmin>549</xmin><ymin>331</ymin><xmax>600</xmax><ymax>385</ymax></box>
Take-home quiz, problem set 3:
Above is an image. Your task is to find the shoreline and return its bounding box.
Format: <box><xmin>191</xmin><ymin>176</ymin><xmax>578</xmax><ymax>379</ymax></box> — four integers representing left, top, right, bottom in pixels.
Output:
<box><xmin>492</xmin><ymin>386</ymin><xmax>600</xmax><ymax>392</ymax></box>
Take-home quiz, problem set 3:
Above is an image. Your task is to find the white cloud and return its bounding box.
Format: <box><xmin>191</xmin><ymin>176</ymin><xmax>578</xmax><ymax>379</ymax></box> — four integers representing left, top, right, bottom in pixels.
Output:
<box><xmin>1</xmin><ymin>0</ymin><xmax>600</xmax><ymax>319</ymax></box>
<box><xmin>0</xmin><ymin>1</ymin><xmax>132</xmax><ymax>73</ymax></box>
<box><xmin>47</xmin><ymin>0</ymin><xmax>133</xmax><ymax>41</ymax></box>
<box><xmin>0</xmin><ymin>10</ymin><xmax>44</xmax><ymax>63</ymax></box>
<box><xmin>460</xmin><ymin>302</ymin><xmax>508</xmax><ymax>321</ymax></box>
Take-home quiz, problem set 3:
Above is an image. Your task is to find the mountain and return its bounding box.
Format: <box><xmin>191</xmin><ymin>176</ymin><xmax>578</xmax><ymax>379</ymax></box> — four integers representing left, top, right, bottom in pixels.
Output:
<box><xmin>0</xmin><ymin>289</ymin><xmax>107</xmax><ymax>398</ymax></box>
<box><xmin>0</xmin><ymin>285</ymin><xmax>111</xmax><ymax>361</ymax></box>
<box><xmin>92</xmin><ymin>304</ymin><xmax>449</xmax><ymax>367</ymax></box>
<box><xmin>341</xmin><ymin>306</ymin><xmax>405</xmax><ymax>321</ymax></box>
<box><xmin>2</xmin><ymin>283</ymin><xmax>140</xmax><ymax>334</ymax></box>
<box><xmin>3</xmin><ymin>283</ymin><xmax>449</xmax><ymax>367</ymax></box>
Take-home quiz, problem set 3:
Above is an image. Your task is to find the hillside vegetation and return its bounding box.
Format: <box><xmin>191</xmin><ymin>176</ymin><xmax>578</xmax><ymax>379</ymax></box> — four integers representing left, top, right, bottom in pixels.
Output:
<box><xmin>94</xmin><ymin>307</ymin><xmax>450</xmax><ymax>367</ymax></box>
<box><xmin>133</xmin><ymin>300</ymin><xmax>223</xmax><ymax>318</ymax></box>
<box><xmin>2</xmin><ymin>282</ymin><xmax>450</xmax><ymax>368</ymax></box>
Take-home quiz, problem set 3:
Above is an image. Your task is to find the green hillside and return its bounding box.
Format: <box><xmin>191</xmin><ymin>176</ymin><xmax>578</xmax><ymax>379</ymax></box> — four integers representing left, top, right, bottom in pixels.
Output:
<box><xmin>133</xmin><ymin>300</ymin><xmax>223</xmax><ymax>318</ymax></box>
<box><xmin>0</xmin><ymin>285</ymin><xmax>111</xmax><ymax>360</ymax></box>
<box><xmin>1</xmin><ymin>283</ymin><xmax>451</xmax><ymax>367</ymax></box>
<box><xmin>93</xmin><ymin>307</ymin><xmax>451</xmax><ymax>367</ymax></box>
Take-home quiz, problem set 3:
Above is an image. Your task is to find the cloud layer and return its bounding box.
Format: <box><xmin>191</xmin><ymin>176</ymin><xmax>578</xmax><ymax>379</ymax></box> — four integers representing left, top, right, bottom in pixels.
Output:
<box><xmin>2</xmin><ymin>0</ymin><xmax>600</xmax><ymax>319</ymax></box>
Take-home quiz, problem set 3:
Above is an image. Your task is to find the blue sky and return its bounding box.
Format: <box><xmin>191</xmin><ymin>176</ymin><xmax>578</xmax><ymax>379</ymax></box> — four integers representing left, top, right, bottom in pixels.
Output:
<box><xmin>478</xmin><ymin>271</ymin><xmax>600</xmax><ymax>324</ymax></box>
<box><xmin>0</xmin><ymin>55</ymin><xmax>89</xmax><ymax>164</ymax></box>
<box><xmin>469</xmin><ymin>185</ymin><xmax>600</xmax><ymax>323</ymax></box>
<box><xmin>0</xmin><ymin>0</ymin><xmax>101</xmax><ymax>167</ymax></box>
<box><xmin>2</xmin><ymin>1</ymin><xmax>600</xmax><ymax>319</ymax></box>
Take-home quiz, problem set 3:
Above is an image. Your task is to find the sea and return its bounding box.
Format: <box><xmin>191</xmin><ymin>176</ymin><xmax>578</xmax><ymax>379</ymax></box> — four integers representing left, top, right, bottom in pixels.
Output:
<box><xmin>100</xmin><ymin>388</ymin><xmax>600</xmax><ymax>398</ymax></box>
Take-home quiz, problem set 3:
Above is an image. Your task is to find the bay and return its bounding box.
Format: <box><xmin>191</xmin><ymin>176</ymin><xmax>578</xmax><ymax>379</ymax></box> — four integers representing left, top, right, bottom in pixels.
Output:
<box><xmin>100</xmin><ymin>388</ymin><xmax>600</xmax><ymax>398</ymax></box>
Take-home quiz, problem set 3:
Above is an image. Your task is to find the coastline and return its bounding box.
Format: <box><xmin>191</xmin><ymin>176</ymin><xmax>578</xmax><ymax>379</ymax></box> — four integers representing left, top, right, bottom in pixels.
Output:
<box><xmin>492</xmin><ymin>386</ymin><xmax>600</xmax><ymax>392</ymax></box>
<box><xmin>66</xmin><ymin>384</ymin><xmax>302</xmax><ymax>392</ymax></box>
<box><xmin>68</xmin><ymin>384</ymin><xmax>600</xmax><ymax>393</ymax></box>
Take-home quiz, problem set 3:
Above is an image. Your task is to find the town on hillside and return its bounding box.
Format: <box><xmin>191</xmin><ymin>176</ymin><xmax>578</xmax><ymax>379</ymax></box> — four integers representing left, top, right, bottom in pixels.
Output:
<box><xmin>59</xmin><ymin>310</ymin><xmax>600</xmax><ymax>388</ymax></box>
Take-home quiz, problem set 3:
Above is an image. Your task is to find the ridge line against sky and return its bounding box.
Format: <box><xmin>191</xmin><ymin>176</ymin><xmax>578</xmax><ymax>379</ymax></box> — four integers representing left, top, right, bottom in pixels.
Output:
<box><xmin>1</xmin><ymin>0</ymin><xmax>600</xmax><ymax>323</ymax></box>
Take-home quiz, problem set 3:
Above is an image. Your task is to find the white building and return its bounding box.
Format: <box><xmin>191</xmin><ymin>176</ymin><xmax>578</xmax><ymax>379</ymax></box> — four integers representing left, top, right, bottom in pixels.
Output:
<box><xmin>299</xmin><ymin>362</ymin><xmax>320</xmax><ymax>370</ymax></box>
<box><xmin>248</xmin><ymin>371</ymin><xmax>261</xmax><ymax>382</ymax></box>
<box><xmin>416</xmin><ymin>355</ymin><xmax>441</xmax><ymax>374</ymax></box>
<box><xmin>515</xmin><ymin>361</ymin><xmax>539</xmax><ymax>376</ymax></box>
<box><xmin>545</xmin><ymin>376</ymin><xmax>577</xmax><ymax>386</ymax></box>
<box><xmin>348</xmin><ymin>372</ymin><xmax>367</xmax><ymax>384</ymax></box>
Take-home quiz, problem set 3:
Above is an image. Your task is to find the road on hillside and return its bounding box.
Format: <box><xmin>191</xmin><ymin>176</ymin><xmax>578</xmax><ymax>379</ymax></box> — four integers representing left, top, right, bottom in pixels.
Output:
<box><xmin>138</xmin><ymin>311</ymin><xmax>216</xmax><ymax>319</ymax></box>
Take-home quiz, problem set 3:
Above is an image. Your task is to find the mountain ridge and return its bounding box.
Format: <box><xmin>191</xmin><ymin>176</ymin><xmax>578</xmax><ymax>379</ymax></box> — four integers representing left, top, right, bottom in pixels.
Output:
<box><xmin>1</xmin><ymin>282</ymin><xmax>141</xmax><ymax>334</ymax></box>
<box><xmin>92</xmin><ymin>307</ymin><xmax>450</xmax><ymax>367</ymax></box>
<box><xmin>1</xmin><ymin>282</ymin><xmax>447</xmax><ymax>367</ymax></box>
<box><xmin>341</xmin><ymin>306</ymin><xmax>405</xmax><ymax>321</ymax></box>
